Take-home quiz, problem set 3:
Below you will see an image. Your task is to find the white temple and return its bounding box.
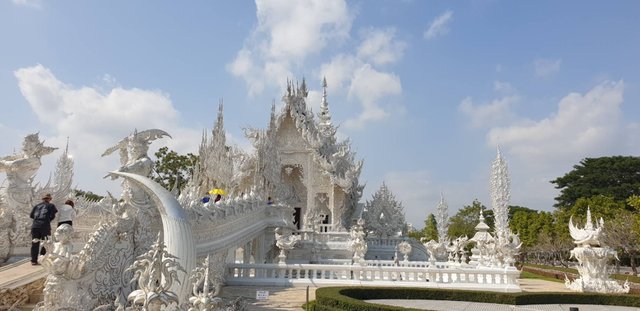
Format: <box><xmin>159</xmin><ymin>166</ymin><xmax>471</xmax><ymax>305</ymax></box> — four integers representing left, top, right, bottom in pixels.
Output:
<box><xmin>0</xmin><ymin>79</ymin><xmax>525</xmax><ymax>311</ymax></box>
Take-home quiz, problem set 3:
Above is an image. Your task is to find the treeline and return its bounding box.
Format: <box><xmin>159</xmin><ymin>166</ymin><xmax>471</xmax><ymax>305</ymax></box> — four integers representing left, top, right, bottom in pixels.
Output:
<box><xmin>409</xmin><ymin>156</ymin><xmax>640</xmax><ymax>274</ymax></box>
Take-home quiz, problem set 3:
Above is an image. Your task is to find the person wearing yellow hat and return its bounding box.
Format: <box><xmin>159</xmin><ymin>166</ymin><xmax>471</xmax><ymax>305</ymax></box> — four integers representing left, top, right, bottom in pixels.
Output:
<box><xmin>29</xmin><ymin>193</ymin><xmax>58</xmax><ymax>265</ymax></box>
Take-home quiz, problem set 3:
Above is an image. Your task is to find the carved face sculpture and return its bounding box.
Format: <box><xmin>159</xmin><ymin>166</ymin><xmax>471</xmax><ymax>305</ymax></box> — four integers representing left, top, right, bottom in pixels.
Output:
<box><xmin>128</xmin><ymin>139</ymin><xmax>149</xmax><ymax>159</ymax></box>
<box><xmin>22</xmin><ymin>134</ymin><xmax>40</xmax><ymax>156</ymax></box>
<box><xmin>54</xmin><ymin>224</ymin><xmax>73</xmax><ymax>243</ymax></box>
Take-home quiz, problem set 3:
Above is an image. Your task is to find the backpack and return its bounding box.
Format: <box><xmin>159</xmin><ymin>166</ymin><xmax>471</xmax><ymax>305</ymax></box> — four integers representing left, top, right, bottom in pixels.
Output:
<box><xmin>33</xmin><ymin>203</ymin><xmax>50</xmax><ymax>221</ymax></box>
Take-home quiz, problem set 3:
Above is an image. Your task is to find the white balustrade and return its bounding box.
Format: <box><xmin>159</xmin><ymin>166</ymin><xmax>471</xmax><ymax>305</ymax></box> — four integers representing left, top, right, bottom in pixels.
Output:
<box><xmin>226</xmin><ymin>262</ymin><xmax>521</xmax><ymax>292</ymax></box>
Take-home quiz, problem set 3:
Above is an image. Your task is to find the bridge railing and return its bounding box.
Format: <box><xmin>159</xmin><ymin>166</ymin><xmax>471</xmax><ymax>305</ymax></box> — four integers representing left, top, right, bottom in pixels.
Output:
<box><xmin>226</xmin><ymin>262</ymin><xmax>521</xmax><ymax>291</ymax></box>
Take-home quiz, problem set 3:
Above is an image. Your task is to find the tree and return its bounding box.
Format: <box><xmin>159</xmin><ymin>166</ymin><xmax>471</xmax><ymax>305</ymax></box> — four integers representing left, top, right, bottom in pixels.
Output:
<box><xmin>422</xmin><ymin>214</ymin><xmax>439</xmax><ymax>242</ymax></box>
<box><xmin>509</xmin><ymin>209</ymin><xmax>554</xmax><ymax>249</ymax></box>
<box><xmin>73</xmin><ymin>189</ymin><xmax>104</xmax><ymax>202</ymax></box>
<box><xmin>551</xmin><ymin>156</ymin><xmax>640</xmax><ymax>209</ymax></box>
<box><xmin>152</xmin><ymin>147</ymin><xmax>199</xmax><ymax>193</ymax></box>
<box><xmin>554</xmin><ymin>195</ymin><xmax>624</xmax><ymax>230</ymax></box>
<box><xmin>537</xmin><ymin>195</ymin><xmax>625</xmax><ymax>267</ymax></box>
<box><xmin>448</xmin><ymin>199</ymin><xmax>494</xmax><ymax>239</ymax></box>
<box><xmin>408</xmin><ymin>213</ymin><xmax>438</xmax><ymax>241</ymax></box>
<box><xmin>601</xmin><ymin>208</ymin><xmax>640</xmax><ymax>275</ymax></box>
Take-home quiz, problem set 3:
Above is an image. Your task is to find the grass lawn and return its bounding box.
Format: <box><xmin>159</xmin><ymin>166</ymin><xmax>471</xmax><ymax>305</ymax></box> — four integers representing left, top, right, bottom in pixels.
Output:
<box><xmin>523</xmin><ymin>263</ymin><xmax>640</xmax><ymax>284</ymax></box>
<box><xmin>520</xmin><ymin>270</ymin><xmax>564</xmax><ymax>283</ymax></box>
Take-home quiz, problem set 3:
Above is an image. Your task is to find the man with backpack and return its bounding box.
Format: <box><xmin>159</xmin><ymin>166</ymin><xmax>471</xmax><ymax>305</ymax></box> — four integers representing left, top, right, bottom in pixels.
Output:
<box><xmin>29</xmin><ymin>193</ymin><xmax>57</xmax><ymax>265</ymax></box>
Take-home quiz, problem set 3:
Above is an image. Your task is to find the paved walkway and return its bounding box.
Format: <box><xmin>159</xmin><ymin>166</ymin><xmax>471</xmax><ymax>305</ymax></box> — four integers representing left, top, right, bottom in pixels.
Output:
<box><xmin>367</xmin><ymin>299</ymin><xmax>640</xmax><ymax>310</ymax></box>
<box><xmin>220</xmin><ymin>280</ymin><xmax>633</xmax><ymax>311</ymax></box>
<box><xmin>220</xmin><ymin>286</ymin><xmax>316</xmax><ymax>310</ymax></box>
<box><xmin>0</xmin><ymin>258</ymin><xmax>46</xmax><ymax>289</ymax></box>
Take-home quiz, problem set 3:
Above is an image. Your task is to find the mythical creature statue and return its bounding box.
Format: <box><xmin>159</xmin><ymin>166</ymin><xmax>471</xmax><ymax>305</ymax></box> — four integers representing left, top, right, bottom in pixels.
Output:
<box><xmin>569</xmin><ymin>207</ymin><xmax>604</xmax><ymax>247</ymax></box>
<box><xmin>34</xmin><ymin>224</ymin><xmax>78</xmax><ymax>310</ymax></box>
<box><xmin>274</xmin><ymin>227</ymin><xmax>300</xmax><ymax>265</ymax></box>
<box><xmin>397</xmin><ymin>240</ymin><xmax>412</xmax><ymax>262</ymax></box>
<box><xmin>349</xmin><ymin>218</ymin><xmax>368</xmax><ymax>265</ymax></box>
<box><xmin>422</xmin><ymin>239</ymin><xmax>447</xmax><ymax>265</ymax></box>
<box><xmin>495</xmin><ymin>229</ymin><xmax>522</xmax><ymax>267</ymax></box>
<box><xmin>565</xmin><ymin>208</ymin><xmax>629</xmax><ymax>293</ymax></box>
<box><xmin>447</xmin><ymin>236</ymin><xmax>470</xmax><ymax>265</ymax></box>
<box><xmin>102</xmin><ymin>129</ymin><xmax>171</xmax><ymax>202</ymax></box>
<box><xmin>0</xmin><ymin>133</ymin><xmax>58</xmax><ymax>262</ymax></box>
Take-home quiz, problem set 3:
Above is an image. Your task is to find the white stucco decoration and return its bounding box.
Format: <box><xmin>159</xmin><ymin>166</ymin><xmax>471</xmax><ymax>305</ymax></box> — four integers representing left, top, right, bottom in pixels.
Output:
<box><xmin>565</xmin><ymin>207</ymin><xmax>629</xmax><ymax>293</ymax></box>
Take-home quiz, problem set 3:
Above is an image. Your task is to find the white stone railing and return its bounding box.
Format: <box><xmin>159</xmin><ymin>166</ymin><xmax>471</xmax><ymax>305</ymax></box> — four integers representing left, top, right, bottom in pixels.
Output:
<box><xmin>191</xmin><ymin>203</ymin><xmax>290</xmax><ymax>256</ymax></box>
<box><xmin>318</xmin><ymin>224</ymin><xmax>333</xmax><ymax>232</ymax></box>
<box><xmin>367</xmin><ymin>236</ymin><xmax>407</xmax><ymax>247</ymax></box>
<box><xmin>226</xmin><ymin>262</ymin><xmax>521</xmax><ymax>292</ymax></box>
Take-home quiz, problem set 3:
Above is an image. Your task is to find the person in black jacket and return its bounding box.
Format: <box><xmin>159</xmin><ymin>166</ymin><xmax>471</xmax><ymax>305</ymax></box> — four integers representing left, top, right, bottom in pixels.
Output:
<box><xmin>29</xmin><ymin>193</ymin><xmax>57</xmax><ymax>265</ymax></box>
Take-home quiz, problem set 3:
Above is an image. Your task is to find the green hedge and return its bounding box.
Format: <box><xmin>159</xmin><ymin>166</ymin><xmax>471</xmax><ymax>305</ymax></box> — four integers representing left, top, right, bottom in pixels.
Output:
<box><xmin>314</xmin><ymin>287</ymin><xmax>640</xmax><ymax>310</ymax></box>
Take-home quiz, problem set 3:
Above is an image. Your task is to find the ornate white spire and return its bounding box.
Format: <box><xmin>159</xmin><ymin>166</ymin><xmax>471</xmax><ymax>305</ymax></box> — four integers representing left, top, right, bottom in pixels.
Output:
<box><xmin>490</xmin><ymin>145</ymin><xmax>511</xmax><ymax>238</ymax></box>
<box><xmin>435</xmin><ymin>192</ymin><xmax>449</xmax><ymax>243</ymax></box>
<box><xmin>194</xmin><ymin>100</ymin><xmax>233</xmax><ymax>192</ymax></box>
<box><xmin>318</xmin><ymin>77</ymin><xmax>332</xmax><ymax>128</ymax></box>
<box><xmin>52</xmin><ymin>137</ymin><xmax>74</xmax><ymax>200</ymax></box>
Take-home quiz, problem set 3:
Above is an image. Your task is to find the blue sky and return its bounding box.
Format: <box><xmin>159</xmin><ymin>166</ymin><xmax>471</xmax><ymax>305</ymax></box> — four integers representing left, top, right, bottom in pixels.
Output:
<box><xmin>1</xmin><ymin>0</ymin><xmax>639</xmax><ymax>228</ymax></box>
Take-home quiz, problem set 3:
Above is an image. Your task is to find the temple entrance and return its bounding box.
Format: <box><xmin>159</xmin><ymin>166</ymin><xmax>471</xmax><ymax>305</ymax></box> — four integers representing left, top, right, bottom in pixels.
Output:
<box><xmin>293</xmin><ymin>207</ymin><xmax>301</xmax><ymax>230</ymax></box>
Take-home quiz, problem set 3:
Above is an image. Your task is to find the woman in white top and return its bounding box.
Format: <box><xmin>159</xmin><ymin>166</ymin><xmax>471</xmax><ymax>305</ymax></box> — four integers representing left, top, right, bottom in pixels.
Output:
<box><xmin>57</xmin><ymin>199</ymin><xmax>76</xmax><ymax>227</ymax></box>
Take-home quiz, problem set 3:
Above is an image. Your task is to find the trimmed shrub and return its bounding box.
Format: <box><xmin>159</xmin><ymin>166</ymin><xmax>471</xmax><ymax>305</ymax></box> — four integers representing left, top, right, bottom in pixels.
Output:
<box><xmin>314</xmin><ymin>286</ymin><xmax>640</xmax><ymax>311</ymax></box>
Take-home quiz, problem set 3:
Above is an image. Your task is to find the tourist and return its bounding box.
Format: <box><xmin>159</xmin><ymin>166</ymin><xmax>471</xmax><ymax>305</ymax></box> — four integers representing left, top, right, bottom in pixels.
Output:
<box><xmin>30</xmin><ymin>193</ymin><xmax>58</xmax><ymax>265</ymax></box>
<box><xmin>202</xmin><ymin>195</ymin><xmax>211</xmax><ymax>203</ymax></box>
<box><xmin>57</xmin><ymin>200</ymin><xmax>76</xmax><ymax>227</ymax></box>
<box><xmin>214</xmin><ymin>194</ymin><xmax>222</xmax><ymax>203</ymax></box>
<box><xmin>267</xmin><ymin>196</ymin><xmax>273</xmax><ymax>205</ymax></box>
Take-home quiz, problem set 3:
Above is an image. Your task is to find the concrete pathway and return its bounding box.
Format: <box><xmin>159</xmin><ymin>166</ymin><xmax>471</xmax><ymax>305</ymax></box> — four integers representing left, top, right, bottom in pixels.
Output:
<box><xmin>368</xmin><ymin>299</ymin><xmax>640</xmax><ymax>311</ymax></box>
<box><xmin>220</xmin><ymin>279</ymin><xmax>632</xmax><ymax>311</ymax></box>
<box><xmin>220</xmin><ymin>286</ymin><xmax>316</xmax><ymax>311</ymax></box>
<box><xmin>0</xmin><ymin>258</ymin><xmax>46</xmax><ymax>289</ymax></box>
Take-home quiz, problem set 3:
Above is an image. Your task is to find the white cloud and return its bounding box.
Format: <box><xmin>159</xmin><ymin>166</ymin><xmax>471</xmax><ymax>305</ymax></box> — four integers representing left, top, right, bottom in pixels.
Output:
<box><xmin>357</xmin><ymin>28</ymin><xmax>407</xmax><ymax>66</ymax></box>
<box><xmin>12</xmin><ymin>64</ymin><xmax>201</xmax><ymax>193</ymax></box>
<box><xmin>534</xmin><ymin>58</ymin><xmax>562</xmax><ymax>77</ymax></box>
<box><xmin>484</xmin><ymin>80</ymin><xmax>633</xmax><ymax>210</ymax></box>
<box><xmin>494</xmin><ymin>80</ymin><xmax>516</xmax><ymax>94</ymax></box>
<box><xmin>317</xmin><ymin>28</ymin><xmax>405</xmax><ymax>129</ymax></box>
<box><xmin>230</xmin><ymin>0</ymin><xmax>405</xmax><ymax>129</ymax></box>
<box><xmin>318</xmin><ymin>54</ymin><xmax>360</xmax><ymax>92</ymax></box>
<box><xmin>12</xmin><ymin>0</ymin><xmax>42</xmax><ymax>9</ymax></box>
<box><xmin>424</xmin><ymin>10</ymin><xmax>453</xmax><ymax>40</ymax></box>
<box><xmin>488</xmin><ymin>80</ymin><xmax>624</xmax><ymax>164</ymax></box>
<box><xmin>345</xmin><ymin>64</ymin><xmax>401</xmax><ymax>129</ymax></box>
<box><xmin>228</xmin><ymin>0</ymin><xmax>353</xmax><ymax>95</ymax></box>
<box><xmin>458</xmin><ymin>95</ymin><xmax>518</xmax><ymax>128</ymax></box>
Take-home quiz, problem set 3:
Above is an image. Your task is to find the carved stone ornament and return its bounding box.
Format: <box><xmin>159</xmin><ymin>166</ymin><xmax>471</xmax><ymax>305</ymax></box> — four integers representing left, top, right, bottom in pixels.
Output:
<box><xmin>565</xmin><ymin>208</ymin><xmax>629</xmax><ymax>294</ymax></box>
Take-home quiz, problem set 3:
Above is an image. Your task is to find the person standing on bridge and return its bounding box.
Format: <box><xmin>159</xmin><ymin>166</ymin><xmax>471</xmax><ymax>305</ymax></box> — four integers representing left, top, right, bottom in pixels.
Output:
<box><xmin>57</xmin><ymin>199</ymin><xmax>76</xmax><ymax>227</ymax></box>
<box><xmin>29</xmin><ymin>193</ymin><xmax>57</xmax><ymax>265</ymax></box>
